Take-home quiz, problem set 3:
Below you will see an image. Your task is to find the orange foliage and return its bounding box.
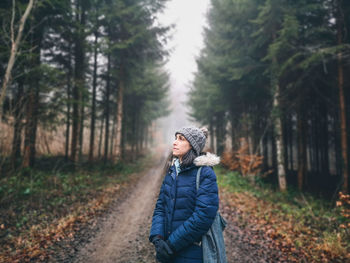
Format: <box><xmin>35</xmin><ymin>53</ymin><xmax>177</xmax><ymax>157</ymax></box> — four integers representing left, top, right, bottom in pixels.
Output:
<box><xmin>337</xmin><ymin>192</ymin><xmax>350</xmax><ymax>231</ymax></box>
<box><xmin>221</xmin><ymin>138</ymin><xmax>263</xmax><ymax>177</ymax></box>
<box><xmin>220</xmin><ymin>188</ymin><xmax>349</xmax><ymax>262</ymax></box>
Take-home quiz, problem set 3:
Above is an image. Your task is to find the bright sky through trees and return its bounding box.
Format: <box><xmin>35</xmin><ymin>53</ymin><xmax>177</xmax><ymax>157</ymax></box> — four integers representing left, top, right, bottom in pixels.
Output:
<box><xmin>157</xmin><ymin>0</ymin><xmax>210</xmax><ymax>143</ymax></box>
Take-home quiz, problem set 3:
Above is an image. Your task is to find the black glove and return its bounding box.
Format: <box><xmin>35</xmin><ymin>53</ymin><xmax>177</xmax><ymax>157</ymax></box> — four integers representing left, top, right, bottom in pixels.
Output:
<box><xmin>155</xmin><ymin>239</ymin><xmax>174</xmax><ymax>263</ymax></box>
<box><xmin>151</xmin><ymin>235</ymin><xmax>163</xmax><ymax>247</ymax></box>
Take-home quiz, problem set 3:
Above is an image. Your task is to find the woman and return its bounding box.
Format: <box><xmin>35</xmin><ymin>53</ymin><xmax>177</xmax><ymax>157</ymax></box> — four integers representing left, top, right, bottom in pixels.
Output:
<box><xmin>149</xmin><ymin>127</ymin><xmax>221</xmax><ymax>263</ymax></box>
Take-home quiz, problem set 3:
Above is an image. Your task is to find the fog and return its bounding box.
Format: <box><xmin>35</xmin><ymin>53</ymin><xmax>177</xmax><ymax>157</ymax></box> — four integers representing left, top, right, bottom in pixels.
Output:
<box><xmin>155</xmin><ymin>0</ymin><xmax>211</xmax><ymax>147</ymax></box>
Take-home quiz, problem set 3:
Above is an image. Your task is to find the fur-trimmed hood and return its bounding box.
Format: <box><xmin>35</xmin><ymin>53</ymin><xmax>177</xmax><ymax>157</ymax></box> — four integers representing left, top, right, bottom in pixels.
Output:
<box><xmin>193</xmin><ymin>152</ymin><xmax>220</xmax><ymax>167</ymax></box>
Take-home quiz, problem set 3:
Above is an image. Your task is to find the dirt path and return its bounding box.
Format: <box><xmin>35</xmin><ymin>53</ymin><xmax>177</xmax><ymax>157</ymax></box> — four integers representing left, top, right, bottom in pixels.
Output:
<box><xmin>71</xmin><ymin>157</ymin><xmax>166</xmax><ymax>263</ymax></box>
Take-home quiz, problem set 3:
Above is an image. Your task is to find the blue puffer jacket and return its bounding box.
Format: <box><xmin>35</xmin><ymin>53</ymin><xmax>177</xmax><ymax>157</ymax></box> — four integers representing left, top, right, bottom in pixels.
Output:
<box><xmin>150</xmin><ymin>152</ymin><xmax>220</xmax><ymax>263</ymax></box>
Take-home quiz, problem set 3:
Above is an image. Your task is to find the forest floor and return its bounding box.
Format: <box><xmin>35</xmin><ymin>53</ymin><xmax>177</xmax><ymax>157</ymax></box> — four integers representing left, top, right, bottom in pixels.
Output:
<box><xmin>1</xmin><ymin>151</ymin><xmax>348</xmax><ymax>262</ymax></box>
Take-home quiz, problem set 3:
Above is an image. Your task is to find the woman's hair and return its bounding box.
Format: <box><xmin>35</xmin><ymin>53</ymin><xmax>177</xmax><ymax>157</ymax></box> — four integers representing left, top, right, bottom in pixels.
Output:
<box><xmin>163</xmin><ymin>151</ymin><xmax>173</xmax><ymax>175</ymax></box>
<box><xmin>162</xmin><ymin>149</ymin><xmax>206</xmax><ymax>174</ymax></box>
<box><xmin>180</xmin><ymin>148</ymin><xmax>197</xmax><ymax>168</ymax></box>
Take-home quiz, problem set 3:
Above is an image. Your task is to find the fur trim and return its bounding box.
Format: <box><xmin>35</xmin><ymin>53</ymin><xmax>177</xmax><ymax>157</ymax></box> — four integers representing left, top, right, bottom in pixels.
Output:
<box><xmin>193</xmin><ymin>152</ymin><xmax>220</xmax><ymax>167</ymax></box>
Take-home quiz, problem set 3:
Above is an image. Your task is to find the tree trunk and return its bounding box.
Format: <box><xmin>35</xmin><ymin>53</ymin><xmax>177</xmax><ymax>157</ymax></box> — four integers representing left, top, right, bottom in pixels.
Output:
<box><xmin>70</xmin><ymin>0</ymin><xmax>86</xmax><ymax>163</ymax></box>
<box><xmin>216</xmin><ymin>113</ymin><xmax>225</xmax><ymax>156</ymax></box>
<box><xmin>114</xmin><ymin>75</ymin><xmax>124</xmax><ymax>161</ymax></box>
<box><xmin>313</xmin><ymin>108</ymin><xmax>320</xmax><ymax>174</ymax></box>
<box><xmin>282</xmin><ymin>114</ymin><xmax>289</xmax><ymax>172</ymax></box>
<box><xmin>319</xmin><ymin>100</ymin><xmax>330</xmax><ymax>189</ymax></box>
<box><xmin>132</xmin><ymin>108</ymin><xmax>137</xmax><ymax>160</ymax></box>
<box><xmin>88</xmin><ymin>8</ymin><xmax>100</xmax><ymax>162</ymax></box>
<box><xmin>22</xmin><ymin>31</ymin><xmax>41</xmax><ymax>169</ymax></box>
<box><xmin>79</xmin><ymin>94</ymin><xmax>85</xmax><ymax>160</ymax></box>
<box><xmin>104</xmin><ymin>51</ymin><xmax>111</xmax><ymax>162</ymax></box>
<box><xmin>288</xmin><ymin>114</ymin><xmax>294</xmax><ymax>171</ymax></box>
<box><xmin>65</xmin><ymin>43</ymin><xmax>72</xmax><ymax>161</ymax></box>
<box><xmin>297</xmin><ymin>102</ymin><xmax>307</xmax><ymax>191</ymax></box>
<box><xmin>139</xmin><ymin>119</ymin><xmax>144</xmax><ymax>153</ymax></box>
<box><xmin>230</xmin><ymin>112</ymin><xmax>236</xmax><ymax>151</ymax></box>
<box><xmin>337</xmin><ymin>0</ymin><xmax>349</xmax><ymax>193</ymax></box>
<box><xmin>11</xmin><ymin>79</ymin><xmax>24</xmax><ymax>169</ymax></box>
<box><xmin>70</xmin><ymin>77</ymin><xmax>80</xmax><ymax>163</ymax></box>
<box><xmin>262</xmin><ymin>127</ymin><xmax>269</xmax><ymax>171</ymax></box>
<box><xmin>145</xmin><ymin>125</ymin><xmax>149</xmax><ymax>149</ymax></box>
<box><xmin>271</xmin><ymin>127</ymin><xmax>277</xmax><ymax>173</ymax></box>
<box><xmin>22</xmin><ymin>76</ymin><xmax>40</xmax><ymax>168</ymax></box>
<box><xmin>121</xmin><ymin>114</ymin><xmax>126</xmax><ymax>158</ymax></box>
<box><xmin>209</xmin><ymin>118</ymin><xmax>214</xmax><ymax>152</ymax></box>
<box><xmin>334</xmin><ymin>109</ymin><xmax>342</xmax><ymax>176</ymax></box>
<box><xmin>98</xmin><ymin>115</ymin><xmax>104</xmax><ymax>159</ymax></box>
<box><xmin>88</xmin><ymin>32</ymin><xmax>98</xmax><ymax>162</ymax></box>
<box><xmin>134</xmin><ymin>110</ymin><xmax>138</xmax><ymax>158</ymax></box>
<box><xmin>109</xmin><ymin>108</ymin><xmax>117</xmax><ymax>157</ymax></box>
<box><xmin>273</xmin><ymin>84</ymin><xmax>287</xmax><ymax>191</ymax></box>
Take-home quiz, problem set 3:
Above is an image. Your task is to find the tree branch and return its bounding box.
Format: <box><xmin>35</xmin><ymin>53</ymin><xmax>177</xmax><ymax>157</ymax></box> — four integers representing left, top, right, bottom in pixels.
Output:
<box><xmin>0</xmin><ymin>0</ymin><xmax>35</xmax><ymax>122</ymax></box>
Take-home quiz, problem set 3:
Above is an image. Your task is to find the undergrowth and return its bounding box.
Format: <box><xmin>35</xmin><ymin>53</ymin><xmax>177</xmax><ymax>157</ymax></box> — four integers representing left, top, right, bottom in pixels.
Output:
<box><xmin>215</xmin><ymin>165</ymin><xmax>350</xmax><ymax>262</ymax></box>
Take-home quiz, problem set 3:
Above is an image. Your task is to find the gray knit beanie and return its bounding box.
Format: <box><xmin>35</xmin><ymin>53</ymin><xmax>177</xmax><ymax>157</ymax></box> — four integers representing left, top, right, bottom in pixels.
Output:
<box><xmin>175</xmin><ymin>127</ymin><xmax>208</xmax><ymax>156</ymax></box>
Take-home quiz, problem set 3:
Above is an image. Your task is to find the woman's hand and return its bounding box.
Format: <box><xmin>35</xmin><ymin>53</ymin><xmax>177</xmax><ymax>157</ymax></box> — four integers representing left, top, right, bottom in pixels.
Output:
<box><xmin>151</xmin><ymin>235</ymin><xmax>163</xmax><ymax>247</ymax></box>
<box><xmin>152</xmin><ymin>236</ymin><xmax>174</xmax><ymax>262</ymax></box>
<box><xmin>156</xmin><ymin>240</ymin><xmax>173</xmax><ymax>262</ymax></box>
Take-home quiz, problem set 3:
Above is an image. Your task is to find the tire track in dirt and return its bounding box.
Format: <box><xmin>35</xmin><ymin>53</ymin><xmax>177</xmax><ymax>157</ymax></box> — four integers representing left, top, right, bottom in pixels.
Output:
<box><xmin>72</xmin><ymin>155</ymin><xmax>167</xmax><ymax>263</ymax></box>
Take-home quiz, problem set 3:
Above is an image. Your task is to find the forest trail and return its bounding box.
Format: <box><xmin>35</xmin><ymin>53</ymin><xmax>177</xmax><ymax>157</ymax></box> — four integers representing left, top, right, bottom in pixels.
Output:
<box><xmin>71</xmin><ymin>155</ymin><xmax>167</xmax><ymax>263</ymax></box>
<box><xmin>67</xmin><ymin>152</ymin><xmax>284</xmax><ymax>263</ymax></box>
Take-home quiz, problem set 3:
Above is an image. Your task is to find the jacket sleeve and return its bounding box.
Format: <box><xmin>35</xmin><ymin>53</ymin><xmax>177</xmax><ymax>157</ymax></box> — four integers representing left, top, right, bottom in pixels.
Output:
<box><xmin>149</xmin><ymin>178</ymin><xmax>166</xmax><ymax>242</ymax></box>
<box><xmin>167</xmin><ymin>166</ymin><xmax>219</xmax><ymax>252</ymax></box>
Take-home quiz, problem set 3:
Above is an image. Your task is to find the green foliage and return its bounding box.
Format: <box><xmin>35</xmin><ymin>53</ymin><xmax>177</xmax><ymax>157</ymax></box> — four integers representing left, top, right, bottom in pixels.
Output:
<box><xmin>215</xmin><ymin>166</ymin><xmax>254</xmax><ymax>193</ymax></box>
<box><xmin>216</xmin><ymin>165</ymin><xmax>342</xmax><ymax>225</ymax></box>
<box><xmin>189</xmin><ymin>0</ymin><xmax>272</xmax><ymax>144</ymax></box>
<box><xmin>189</xmin><ymin>0</ymin><xmax>347</xmax><ymax>129</ymax></box>
<box><xmin>98</xmin><ymin>0</ymin><xmax>170</xmax><ymax>151</ymax></box>
<box><xmin>0</xmin><ymin>155</ymin><xmax>152</xmax><ymax>226</ymax></box>
<box><xmin>189</xmin><ymin>0</ymin><xmax>350</xmax><ymax>195</ymax></box>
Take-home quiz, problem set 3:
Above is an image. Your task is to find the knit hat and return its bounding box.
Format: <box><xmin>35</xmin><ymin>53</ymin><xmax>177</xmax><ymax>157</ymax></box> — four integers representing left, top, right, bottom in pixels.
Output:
<box><xmin>175</xmin><ymin>127</ymin><xmax>208</xmax><ymax>155</ymax></box>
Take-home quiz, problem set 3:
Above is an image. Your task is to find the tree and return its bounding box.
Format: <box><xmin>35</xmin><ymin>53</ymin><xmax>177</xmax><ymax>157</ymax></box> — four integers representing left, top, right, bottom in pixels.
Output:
<box><xmin>336</xmin><ymin>0</ymin><xmax>349</xmax><ymax>193</ymax></box>
<box><xmin>0</xmin><ymin>0</ymin><xmax>35</xmax><ymax>121</ymax></box>
<box><xmin>104</xmin><ymin>0</ymin><xmax>168</xmax><ymax>161</ymax></box>
<box><xmin>88</xmin><ymin>0</ymin><xmax>102</xmax><ymax>161</ymax></box>
<box><xmin>70</xmin><ymin>0</ymin><xmax>89</xmax><ymax>163</ymax></box>
<box><xmin>190</xmin><ymin>0</ymin><xmax>350</xmax><ymax>195</ymax></box>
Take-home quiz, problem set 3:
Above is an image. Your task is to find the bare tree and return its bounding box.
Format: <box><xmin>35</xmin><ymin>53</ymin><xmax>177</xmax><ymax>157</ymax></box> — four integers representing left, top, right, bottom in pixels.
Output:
<box><xmin>0</xmin><ymin>0</ymin><xmax>35</xmax><ymax>121</ymax></box>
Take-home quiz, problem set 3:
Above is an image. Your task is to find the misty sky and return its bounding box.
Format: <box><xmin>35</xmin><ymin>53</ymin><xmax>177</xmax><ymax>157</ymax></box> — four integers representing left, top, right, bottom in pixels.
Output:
<box><xmin>157</xmin><ymin>0</ymin><xmax>211</xmax><ymax>145</ymax></box>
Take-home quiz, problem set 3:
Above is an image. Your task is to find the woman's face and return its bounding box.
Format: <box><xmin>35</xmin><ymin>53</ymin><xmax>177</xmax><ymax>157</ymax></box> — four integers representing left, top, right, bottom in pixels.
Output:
<box><xmin>173</xmin><ymin>133</ymin><xmax>191</xmax><ymax>160</ymax></box>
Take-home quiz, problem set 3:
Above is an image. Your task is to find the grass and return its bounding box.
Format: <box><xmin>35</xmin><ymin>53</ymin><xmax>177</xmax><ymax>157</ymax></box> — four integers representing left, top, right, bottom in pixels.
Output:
<box><xmin>215</xmin><ymin>165</ymin><xmax>350</xmax><ymax>262</ymax></box>
<box><xmin>0</xmin><ymin>154</ymin><xmax>153</xmax><ymax>262</ymax></box>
